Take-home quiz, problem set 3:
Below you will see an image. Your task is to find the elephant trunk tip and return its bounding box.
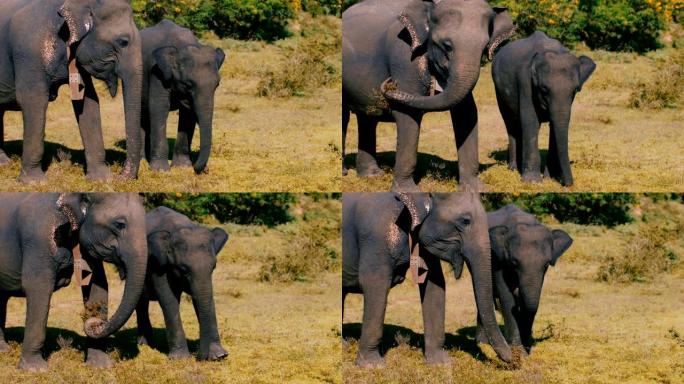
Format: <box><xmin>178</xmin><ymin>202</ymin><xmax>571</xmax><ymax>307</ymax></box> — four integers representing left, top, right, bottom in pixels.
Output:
<box><xmin>84</xmin><ymin>317</ymin><xmax>108</xmax><ymax>339</ymax></box>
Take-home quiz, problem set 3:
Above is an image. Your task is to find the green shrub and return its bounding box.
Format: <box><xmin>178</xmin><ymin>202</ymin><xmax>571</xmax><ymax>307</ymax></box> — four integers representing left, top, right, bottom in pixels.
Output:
<box><xmin>499</xmin><ymin>0</ymin><xmax>587</xmax><ymax>47</ymax></box>
<box><xmin>132</xmin><ymin>0</ymin><xmax>215</xmax><ymax>32</ymax></box>
<box><xmin>213</xmin><ymin>0</ymin><xmax>296</xmax><ymax>41</ymax></box>
<box><xmin>302</xmin><ymin>0</ymin><xmax>343</xmax><ymax>16</ymax></box>
<box><xmin>144</xmin><ymin>193</ymin><xmax>297</xmax><ymax>226</ymax></box>
<box><xmin>629</xmin><ymin>49</ymin><xmax>684</xmax><ymax>109</ymax></box>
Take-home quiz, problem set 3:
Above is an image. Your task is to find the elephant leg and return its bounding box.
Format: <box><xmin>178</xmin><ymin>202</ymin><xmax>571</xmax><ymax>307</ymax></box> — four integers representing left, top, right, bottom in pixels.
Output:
<box><xmin>475</xmin><ymin>312</ymin><xmax>489</xmax><ymax>344</ymax></box>
<box><xmin>151</xmin><ymin>274</ymin><xmax>190</xmax><ymax>359</ymax></box>
<box><xmin>141</xmin><ymin>103</ymin><xmax>151</xmax><ymax>162</ymax></box>
<box><xmin>419</xmin><ymin>256</ymin><xmax>449</xmax><ymax>365</ymax></box>
<box><xmin>81</xmin><ymin>258</ymin><xmax>115</xmax><ymax>369</ymax></box>
<box><xmin>356</xmin><ymin>270</ymin><xmax>391</xmax><ymax>367</ymax></box>
<box><xmin>516</xmin><ymin>310</ymin><xmax>536</xmax><ymax>352</ymax></box>
<box><xmin>451</xmin><ymin>92</ymin><xmax>482</xmax><ymax>192</ymax></box>
<box><xmin>172</xmin><ymin>107</ymin><xmax>196</xmax><ymax>168</ymax></box>
<box><xmin>342</xmin><ymin>103</ymin><xmax>349</xmax><ymax>176</ymax></box>
<box><xmin>0</xmin><ymin>110</ymin><xmax>10</xmax><ymax>165</ymax></box>
<box><xmin>148</xmin><ymin>79</ymin><xmax>171</xmax><ymax>172</ymax></box>
<box><xmin>493</xmin><ymin>272</ymin><xmax>523</xmax><ymax>348</ymax></box>
<box><xmin>0</xmin><ymin>294</ymin><xmax>9</xmax><ymax>352</ymax></box>
<box><xmin>519</xmin><ymin>101</ymin><xmax>542</xmax><ymax>183</ymax></box>
<box><xmin>136</xmin><ymin>294</ymin><xmax>153</xmax><ymax>346</ymax></box>
<box><xmin>356</xmin><ymin>114</ymin><xmax>382</xmax><ymax>177</ymax></box>
<box><xmin>19</xmin><ymin>277</ymin><xmax>55</xmax><ymax>371</ymax></box>
<box><xmin>391</xmin><ymin>110</ymin><xmax>422</xmax><ymax>192</ymax></box>
<box><xmin>72</xmin><ymin>74</ymin><xmax>110</xmax><ymax>181</ymax></box>
<box><xmin>16</xmin><ymin>88</ymin><xmax>49</xmax><ymax>184</ymax></box>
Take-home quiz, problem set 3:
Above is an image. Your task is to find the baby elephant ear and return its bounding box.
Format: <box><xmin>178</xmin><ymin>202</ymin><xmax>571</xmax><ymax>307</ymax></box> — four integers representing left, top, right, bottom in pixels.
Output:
<box><xmin>211</xmin><ymin>228</ymin><xmax>229</xmax><ymax>254</ymax></box>
<box><xmin>395</xmin><ymin>192</ymin><xmax>432</xmax><ymax>230</ymax></box>
<box><xmin>148</xmin><ymin>230</ymin><xmax>172</xmax><ymax>269</ymax></box>
<box><xmin>489</xmin><ymin>226</ymin><xmax>509</xmax><ymax>262</ymax></box>
<box><xmin>153</xmin><ymin>46</ymin><xmax>180</xmax><ymax>83</ymax></box>
<box><xmin>578</xmin><ymin>56</ymin><xmax>597</xmax><ymax>90</ymax></box>
<box><xmin>215</xmin><ymin>48</ymin><xmax>226</xmax><ymax>71</ymax></box>
<box><xmin>399</xmin><ymin>0</ymin><xmax>432</xmax><ymax>53</ymax></box>
<box><xmin>58</xmin><ymin>0</ymin><xmax>94</xmax><ymax>45</ymax></box>
<box><xmin>550</xmin><ymin>229</ymin><xmax>573</xmax><ymax>266</ymax></box>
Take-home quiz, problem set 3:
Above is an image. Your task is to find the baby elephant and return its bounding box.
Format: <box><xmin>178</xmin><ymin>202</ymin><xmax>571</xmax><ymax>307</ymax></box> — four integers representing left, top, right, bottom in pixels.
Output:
<box><xmin>492</xmin><ymin>31</ymin><xmax>596</xmax><ymax>186</ymax></box>
<box><xmin>141</xmin><ymin>20</ymin><xmax>226</xmax><ymax>174</ymax></box>
<box><xmin>476</xmin><ymin>204</ymin><xmax>573</xmax><ymax>353</ymax></box>
<box><xmin>136</xmin><ymin>206</ymin><xmax>229</xmax><ymax>361</ymax></box>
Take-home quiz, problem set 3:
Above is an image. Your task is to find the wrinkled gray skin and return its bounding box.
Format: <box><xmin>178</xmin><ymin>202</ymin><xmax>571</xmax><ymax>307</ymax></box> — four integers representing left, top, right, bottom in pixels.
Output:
<box><xmin>140</xmin><ymin>20</ymin><xmax>225</xmax><ymax>174</ymax></box>
<box><xmin>492</xmin><ymin>32</ymin><xmax>596</xmax><ymax>186</ymax></box>
<box><xmin>0</xmin><ymin>193</ymin><xmax>148</xmax><ymax>371</ymax></box>
<box><xmin>342</xmin><ymin>193</ymin><xmax>512</xmax><ymax>367</ymax></box>
<box><xmin>136</xmin><ymin>207</ymin><xmax>229</xmax><ymax>361</ymax></box>
<box><xmin>0</xmin><ymin>0</ymin><xmax>143</xmax><ymax>183</ymax></box>
<box><xmin>475</xmin><ymin>204</ymin><xmax>572</xmax><ymax>353</ymax></box>
<box><xmin>342</xmin><ymin>0</ymin><xmax>515</xmax><ymax>192</ymax></box>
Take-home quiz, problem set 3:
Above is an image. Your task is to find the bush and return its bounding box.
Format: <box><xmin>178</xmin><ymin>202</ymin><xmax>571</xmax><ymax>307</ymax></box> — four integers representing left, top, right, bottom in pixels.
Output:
<box><xmin>629</xmin><ymin>49</ymin><xmax>684</xmax><ymax>109</ymax></box>
<box><xmin>483</xmin><ymin>193</ymin><xmax>637</xmax><ymax>227</ymax></box>
<box><xmin>213</xmin><ymin>0</ymin><xmax>296</xmax><ymax>41</ymax></box>
<box><xmin>301</xmin><ymin>0</ymin><xmax>343</xmax><ymax>16</ymax></box>
<box><xmin>499</xmin><ymin>0</ymin><xmax>587</xmax><ymax>47</ymax></box>
<box><xmin>144</xmin><ymin>193</ymin><xmax>297</xmax><ymax>226</ymax></box>
<box><xmin>132</xmin><ymin>0</ymin><xmax>215</xmax><ymax>32</ymax></box>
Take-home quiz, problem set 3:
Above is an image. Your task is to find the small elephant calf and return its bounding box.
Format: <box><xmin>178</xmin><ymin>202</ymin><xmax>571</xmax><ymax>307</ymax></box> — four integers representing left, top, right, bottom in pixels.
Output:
<box><xmin>141</xmin><ymin>20</ymin><xmax>226</xmax><ymax>174</ymax></box>
<box><xmin>476</xmin><ymin>204</ymin><xmax>573</xmax><ymax>353</ymax></box>
<box><xmin>492</xmin><ymin>31</ymin><xmax>596</xmax><ymax>186</ymax></box>
<box><xmin>136</xmin><ymin>206</ymin><xmax>229</xmax><ymax>361</ymax></box>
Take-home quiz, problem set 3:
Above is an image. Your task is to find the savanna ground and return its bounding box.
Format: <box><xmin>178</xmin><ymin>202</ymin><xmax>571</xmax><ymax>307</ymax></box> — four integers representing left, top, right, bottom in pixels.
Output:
<box><xmin>343</xmin><ymin>46</ymin><xmax>684</xmax><ymax>192</ymax></box>
<box><xmin>343</xmin><ymin>197</ymin><xmax>684</xmax><ymax>383</ymax></box>
<box><xmin>0</xmin><ymin>196</ymin><xmax>342</xmax><ymax>383</ymax></box>
<box><xmin>0</xmin><ymin>14</ymin><xmax>341</xmax><ymax>192</ymax></box>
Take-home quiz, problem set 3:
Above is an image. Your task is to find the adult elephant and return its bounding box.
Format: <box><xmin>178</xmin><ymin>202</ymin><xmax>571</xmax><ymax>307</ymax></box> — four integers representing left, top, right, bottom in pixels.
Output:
<box><xmin>342</xmin><ymin>0</ymin><xmax>515</xmax><ymax>192</ymax></box>
<box><xmin>342</xmin><ymin>193</ymin><xmax>512</xmax><ymax>367</ymax></box>
<box><xmin>0</xmin><ymin>193</ymin><xmax>148</xmax><ymax>371</ymax></box>
<box><xmin>0</xmin><ymin>0</ymin><xmax>143</xmax><ymax>183</ymax></box>
<box><xmin>141</xmin><ymin>20</ymin><xmax>226</xmax><ymax>174</ymax></box>
<box><xmin>136</xmin><ymin>207</ymin><xmax>229</xmax><ymax>361</ymax></box>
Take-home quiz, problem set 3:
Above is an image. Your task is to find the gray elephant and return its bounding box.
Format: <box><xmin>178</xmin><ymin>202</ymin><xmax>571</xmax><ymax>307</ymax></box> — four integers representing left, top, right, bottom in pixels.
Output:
<box><xmin>0</xmin><ymin>193</ymin><xmax>148</xmax><ymax>371</ymax></box>
<box><xmin>136</xmin><ymin>207</ymin><xmax>229</xmax><ymax>361</ymax></box>
<box><xmin>0</xmin><ymin>0</ymin><xmax>143</xmax><ymax>183</ymax></box>
<box><xmin>342</xmin><ymin>193</ymin><xmax>512</xmax><ymax>367</ymax></box>
<box><xmin>475</xmin><ymin>204</ymin><xmax>572</xmax><ymax>352</ymax></box>
<box><xmin>140</xmin><ymin>20</ymin><xmax>226</xmax><ymax>174</ymax></box>
<box><xmin>492</xmin><ymin>31</ymin><xmax>597</xmax><ymax>186</ymax></box>
<box><xmin>342</xmin><ymin>0</ymin><xmax>515</xmax><ymax>191</ymax></box>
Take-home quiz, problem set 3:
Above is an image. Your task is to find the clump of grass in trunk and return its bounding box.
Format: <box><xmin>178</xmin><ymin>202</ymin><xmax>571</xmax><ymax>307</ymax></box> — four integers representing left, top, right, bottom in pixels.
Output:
<box><xmin>629</xmin><ymin>49</ymin><xmax>684</xmax><ymax>109</ymax></box>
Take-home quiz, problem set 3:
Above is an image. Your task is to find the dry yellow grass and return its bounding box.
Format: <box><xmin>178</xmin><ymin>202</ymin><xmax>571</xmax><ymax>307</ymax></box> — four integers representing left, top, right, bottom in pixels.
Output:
<box><xmin>343</xmin><ymin>48</ymin><xmax>684</xmax><ymax>192</ymax></box>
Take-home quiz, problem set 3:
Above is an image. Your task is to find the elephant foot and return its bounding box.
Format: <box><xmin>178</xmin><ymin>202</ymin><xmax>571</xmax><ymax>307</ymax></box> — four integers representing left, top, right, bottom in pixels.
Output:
<box><xmin>459</xmin><ymin>177</ymin><xmax>484</xmax><ymax>193</ymax></box>
<box><xmin>18</xmin><ymin>354</ymin><xmax>48</xmax><ymax>372</ymax></box>
<box><xmin>356</xmin><ymin>163</ymin><xmax>383</xmax><ymax>178</ymax></box>
<box><xmin>137</xmin><ymin>334</ymin><xmax>152</xmax><ymax>346</ymax></box>
<box><xmin>475</xmin><ymin>326</ymin><xmax>489</xmax><ymax>345</ymax></box>
<box><xmin>0</xmin><ymin>150</ymin><xmax>10</xmax><ymax>165</ymax></box>
<box><xmin>425</xmin><ymin>349</ymin><xmax>451</xmax><ymax>366</ymax></box>
<box><xmin>355</xmin><ymin>350</ymin><xmax>385</xmax><ymax>368</ymax></box>
<box><xmin>522</xmin><ymin>172</ymin><xmax>542</xmax><ymax>184</ymax></box>
<box><xmin>508</xmin><ymin>162</ymin><xmax>518</xmax><ymax>171</ymax></box>
<box><xmin>168</xmin><ymin>347</ymin><xmax>192</xmax><ymax>360</ymax></box>
<box><xmin>171</xmin><ymin>155</ymin><xmax>193</xmax><ymax>168</ymax></box>
<box><xmin>85</xmin><ymin>348</ymin><xmax>114</xmax><ymax>369</ymax></box>
<box><xmin>85</xmin><ymin>166</ymin><xmax>112</xmax><ymax>182</ymax></box>
<box><xmin>150</xmin><ymin>159</ymin><xmax>171</xmax><ymax>172</ymax></box>
<box><xmin>197</xmin><ymin>343</ymin><xmax>229</xmax><ymax>361</ymax></box>
<box><xmin>391</xmin><ymin>179</ymin><xmax>420</xmax><ymax>193</ymax></box>
<box><xmin>342</xmin><ymin>165</ymin><xmax>348</xmax><ymax>177</ymax></box>
<box><xmin>18</xmin><ymin>169</ymin><xmax>47</xmax><ymax>184</ymax></box>
<box><xmin>0</xmin><ymin>340</ymin><xmax>10</xmax><ymax>352</ymax></box>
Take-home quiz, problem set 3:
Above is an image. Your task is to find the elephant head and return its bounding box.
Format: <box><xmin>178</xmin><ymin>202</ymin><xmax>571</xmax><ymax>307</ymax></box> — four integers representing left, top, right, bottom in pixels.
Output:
<box><xmin>58</xmin><ymin>0</ymin><xmax>144</xmax><ymax>178</ymax></box>
<box><xmin>395</xmin><ymin>192</ymin><xmax>513</xmax><ymax>362</ymax></box>
<box><xmin>154</xmin><ymin>45</ymin><xmax>226</xmax><ymax>174</ymax></box>
<box><xmin>531</xmin><ymin>52</ymin><xmax>596</xmax><ymax>186</ymax></box>
<box><xmin>148</xmin><ymin>225</ymin><xmax>229</xmax><ymax>360</ymax></box>
<box><xmin>490</xmin><ymin>223</ymin><xmax>572</xmax><ymax>343</ymax></box>
<box><xmin>56</xmin><ymin>193</ymin><xmax>148</xmax><ymax>339</ymax></box>
<box><xmin>383</xmin><ymin>0</ymin><xmax>515</xmax><ymax>111</ymax></box>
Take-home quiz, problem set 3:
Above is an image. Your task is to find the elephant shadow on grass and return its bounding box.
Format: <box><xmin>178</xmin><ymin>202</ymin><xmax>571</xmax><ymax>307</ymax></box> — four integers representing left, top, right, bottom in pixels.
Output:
<box><xmin>3</xmin><ymin>140</ymin><xmax>127</xmax><ymax>172</ymax></box>
<box><xmin>489</xmin><ymin>148</ymin><xmax>578</xmax><ymax>170</ymax></box>
<box><xmin>4</xmin><ymin>326</ymin><xmax>199</xmax><ymax>361</ymax></box>
<box><xmin>342</xmin><ymin>322</ymin><xmax>493</xmax><ymax>362</ymax></box>
<box><xmin>344</xmin><ymin>152</ymin><xmax>493</xmax><ymax>184</ymax></box>
<box><xmin>114</xmin><ymin>139</ymin><xmax>201</xmax><ymax>163</ymax></box>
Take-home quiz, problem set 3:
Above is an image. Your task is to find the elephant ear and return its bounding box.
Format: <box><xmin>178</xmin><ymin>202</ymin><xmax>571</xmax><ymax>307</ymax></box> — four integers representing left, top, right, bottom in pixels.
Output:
<box><xmin>487</xmin><ymin>7</ymin><xmax>516</xmax><ymax>60</ymax></box>
<box><xmin>211</xmin><ymin>228</ymin><xmax>229</xmax><ymax>255</ymax></box>
<box><xmin>550</xmin><ymin>229</ymin><xmax>572</xmax><ymax>266</ymax></box>
<box><xmin>399</xmin><ymin>0</ymin><xmax>434</xmax><ymax>53</ymax></box>
<box><xmin>578</xmin><ymin>56</ymin><xmax>597</xmax><ymax>91</ymax></box>
<box><xmin>58</xmin><ymin>0</ymin><xmax>94</xmax><ymax>46</ymax></box>
<box><xmin>56</xmin><ymin>193</ymin><xmax>91</xmax><ymax>231</ymax></box>
<box><xmin>394</xmin><ymin>192</ymin><xmax>432</xmax><ymax>231</ymax></box>
<box><xmin>154</xmin><ymin>46</ymin><xmax>180</xmax><ymax>84</ymax></box>
<box><xmin>489</xmin><ymin>225</ymin><xmax>510</xmax><ymax>264</ymax></box>
<box><xmin>148</xmin><ymin>230</ymin><xmax>173</xmax><ymax>270</ymax></box>
<box><xmin>215</xmin><ymin>48</ymin><xmax>226</xmax><ymax>71</ymax></box>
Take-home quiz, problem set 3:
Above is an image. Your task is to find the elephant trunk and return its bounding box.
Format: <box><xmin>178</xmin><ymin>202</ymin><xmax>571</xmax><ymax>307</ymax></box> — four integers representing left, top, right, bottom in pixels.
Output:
<box><xmin>549</xmin><ymin>106</ymin><xmax>573</xmax><ymax>186</ymax></box>
<box><xmin>383</xmin><ymin>55</ymin><xmax>482</xmax><ymax>112</ymax></box>
<box><xmin>85</xmin><ymin>228</ymin><xmax>148</xmax><ymax>338</ymax></box>
<box><xmin>192</xmin><ymin>94</ymin><xmax>215</xmax><ymax>174</ymax></box>
<box><xmin>118</xmin><ymin>30</ymin><xmax>143</xmax><ymax>179</ymax></box>
<box><xmin>467</xmin><ymin>222</ymin><xmax>513</xmax><ymax>363</ymax></box>
<box><xmin>191</xmin><ymin>276</ymin><xmax>227</xmax><ymax>360</ymax></box>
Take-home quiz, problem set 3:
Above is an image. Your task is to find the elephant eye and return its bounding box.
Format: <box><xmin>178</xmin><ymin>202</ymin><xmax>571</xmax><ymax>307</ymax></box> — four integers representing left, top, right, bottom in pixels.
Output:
<box><xmin>116</xmin><ymin>37</ymin><xmax>130</xmax><ymax>49</ymax></box>
<box><xmin>112</xmin><ymin>220</ymin><xmax>127</xmax><ymax>231</ymax></box>
<box><xmin>442</xmin><ymin>40</ymin><xmax>453</xmax><ymax>53</ymax></box>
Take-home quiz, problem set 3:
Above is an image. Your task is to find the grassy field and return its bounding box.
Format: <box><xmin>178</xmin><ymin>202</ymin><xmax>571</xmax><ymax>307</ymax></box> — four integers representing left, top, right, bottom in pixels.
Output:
<box><xmin>342</xmin><ymin>198</ymin><xmax>684</xmax><ymax>383</ymax></box>
<box><xmin>0</xmin><ymin>15</ymin><xmax>341</xmax><ymax>193</ymax></box>
<box><xmin>0</xmin><ymin>196</ymin><xmax>342</xmax><ymax>383</ymax></box>
<box><xmin>343</xmin><ymin>47</ymin><xmax>684</xmax><ymax>192</ymax></box>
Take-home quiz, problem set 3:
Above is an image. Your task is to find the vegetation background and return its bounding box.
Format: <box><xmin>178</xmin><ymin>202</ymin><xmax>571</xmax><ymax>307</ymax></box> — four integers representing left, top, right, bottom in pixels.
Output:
<box><xmin>0</xmin><ymin>194</ymin><xmax>342</xmax><ymax>383</ymax></box>
<box><xmin>343</xmin><ymin>0</ymin><xmax>684</xmax><ymax>192</ymax></box>
<box><xmin>343</xmin><ymin>194</ymin><xmax>684</xmax><ymax>383</ymax></box>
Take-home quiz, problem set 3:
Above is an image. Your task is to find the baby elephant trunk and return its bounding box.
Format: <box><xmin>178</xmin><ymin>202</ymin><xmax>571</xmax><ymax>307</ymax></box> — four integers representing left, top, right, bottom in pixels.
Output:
<box><xmin>193</xmin><ymin>93</ymin><xmax>215</xmax><ymax>174</ymax></box>
<box><xmin>548</xmin><ymin>106</ymin><xmax>573</xmax><ymax>186</ymax></box>
<box><xmin>190</xmin><ymin>276</ymin><xmax>228</xmax><ymax>361</ymax></box>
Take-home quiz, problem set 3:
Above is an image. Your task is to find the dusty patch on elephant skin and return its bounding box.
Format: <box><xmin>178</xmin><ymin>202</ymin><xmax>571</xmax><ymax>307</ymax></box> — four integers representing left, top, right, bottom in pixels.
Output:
<box><xmin>387</xmin><ymin>222</ymin><xmax>403</xmax><ymax>255</ymax></box>
<box><xmin>56</xmin><ymin>193</ymin><xmax>83</xmax><ymax>231</ymax></box>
